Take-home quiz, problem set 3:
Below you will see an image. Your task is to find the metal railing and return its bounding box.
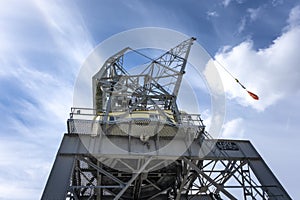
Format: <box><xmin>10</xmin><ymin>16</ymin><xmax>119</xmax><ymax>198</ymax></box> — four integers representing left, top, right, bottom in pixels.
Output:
<box><xmin>68</xmin><ymin>107</ymin><xmax>205</xmax><ymax>136</ymax></box>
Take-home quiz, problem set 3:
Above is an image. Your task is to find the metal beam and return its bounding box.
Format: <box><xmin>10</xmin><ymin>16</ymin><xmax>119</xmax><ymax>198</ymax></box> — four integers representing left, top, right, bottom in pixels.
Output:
<box><xmin>60</xmin><ymin>134</ymin><xmax>262</xmax><ymax>160</ymax></box>
<box><xmin>43</xmin><ymin>134</ymin><xmax>292</xmax><ymax>199</ymax></box>
<box><xmin>249</xmin><ymin>159</ymin><xmax>292</xmax><ymax>200</ymax></box>
<box><xmin>41</xmin><ymin>155</ymin><xmax>75</xmax><ymax>200</ymax></box>
<box><xmin>114</xmin><ymin>157</ymin><xmax>153</xmax><ymax>200</ymax></box>
<box><xmin>79</xmin><ymin>157</ymin><xmax>126</xmax><ymax>186</ymax></box>
<box><xmin>183</xmin><ymin>157</ymin><xmax>237</xmax><ymax>200</ymax></box>
<box><xmin>175</xmin><ymin>166</ymin><xmax>191</xmax><ymax>200</ymax></box>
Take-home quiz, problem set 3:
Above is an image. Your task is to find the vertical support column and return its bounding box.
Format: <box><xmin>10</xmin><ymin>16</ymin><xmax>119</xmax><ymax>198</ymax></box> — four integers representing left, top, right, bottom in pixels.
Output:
<box><xmin>41</xmin><ymin>155</ymin><xmax>75</xmax><ymax>199</ymax></box>
<box><xmin>97</xmin><ymin>160</ymin><xmax>102</xmax><ymax>200</ymax></box>
<box><xmin>249</xmin><ymin>159</ymin><xmax>292</xmax><ymax>200</ymax></box>
<box><xmin>113</xmin><ymin>157</ymin><xmax>153</xmax><ymax>200</ymax></box>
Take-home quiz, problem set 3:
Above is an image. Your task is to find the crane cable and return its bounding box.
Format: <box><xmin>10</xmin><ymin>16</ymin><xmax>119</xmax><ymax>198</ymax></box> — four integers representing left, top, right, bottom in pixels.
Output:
<box><xmin>213</xmin><ymin>58</ymin><xmax>259</xmax><ymax>100</ymax></box>
<box><xmin>130</xmin><ymin>45</ymin><xmax>259</xmax><ymax>100</ymax></box>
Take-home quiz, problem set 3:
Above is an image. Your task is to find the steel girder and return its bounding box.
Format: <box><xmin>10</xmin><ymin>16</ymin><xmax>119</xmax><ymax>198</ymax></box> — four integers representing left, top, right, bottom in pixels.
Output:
<box><xmin>41</xmin><ymin>134</ymin><xmax>291</xmax><ymax>200</ymax></box>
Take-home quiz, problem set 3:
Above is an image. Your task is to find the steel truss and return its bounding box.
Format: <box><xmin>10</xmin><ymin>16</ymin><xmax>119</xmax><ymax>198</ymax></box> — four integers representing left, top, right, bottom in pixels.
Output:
<box><xmin>66</xmin><ymin>157</ymin><xmax>269</xmax><ymax>200</ymax></box>
<box><xmin>42</xmin><ymin>37</ymin><xmax>291</xmax><ymax>200</ymax></box>
<box><xmin>92</xmin><ymin>38</ymin><xmax>195</xmax><ymax>124</ymax></box>
<box><xmin>42</xmin><ymin>134</ymin><xmax>291</xmax><ymax>200</ymax></box>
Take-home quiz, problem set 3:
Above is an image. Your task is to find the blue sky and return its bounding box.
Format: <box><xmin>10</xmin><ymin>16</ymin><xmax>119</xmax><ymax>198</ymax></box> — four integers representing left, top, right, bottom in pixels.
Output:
<box><xmin>0</xmin><ymin>0</ymin><xmax>299</xmax><ymax>199</ymax></box>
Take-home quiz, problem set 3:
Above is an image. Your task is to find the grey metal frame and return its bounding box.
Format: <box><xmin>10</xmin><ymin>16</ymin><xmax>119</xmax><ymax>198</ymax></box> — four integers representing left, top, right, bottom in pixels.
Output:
<box><xmin>42</xmin><ymin>134</ymin><xmax>291</xmax><ymax>200</ymax></box>
<box><xmin>42</xmin><ymin>38</ymin><xmax>291</xmax><ymax>200</ymax></box>
<box><xmin>92</xmin><ymin>38</ymin><xmax>195</xmax><ymax>124</ymax></box>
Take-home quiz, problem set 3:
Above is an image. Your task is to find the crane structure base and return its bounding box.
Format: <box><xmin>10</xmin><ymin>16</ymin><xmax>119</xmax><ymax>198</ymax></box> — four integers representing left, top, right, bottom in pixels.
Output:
<box><xmin>42</xmin><ymin>134</ymin><xmax>291</xmax><ymax>200</ymax></box>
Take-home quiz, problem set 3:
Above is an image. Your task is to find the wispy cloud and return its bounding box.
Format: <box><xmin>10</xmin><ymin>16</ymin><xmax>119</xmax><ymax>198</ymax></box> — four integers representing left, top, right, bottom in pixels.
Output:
<box><xmin>222</xmin><ymin>0</ymin><xmax>247</xmax><ymax>7</ymax></box>
<box><xmin>247</xmin><ymin>7</ymin><xmax>262</xmax><ymax>22</ymax></box>
<box><xmin>271</xmin><ymin>0</ymin><xmax>284</xmax><ymax>7</ymax></box>
<box><xmin>287</xmin><ymin>5</ymin><xmax>300</xmax><ymax>28</ymax></box>
<box><xmin>221</xmin><ymin>118</ymin><xmax>244</xmax><ymax>138</ymax></box>
<box><xmin>236</xmin><ymin>6</ymin><xmax>263</xmax><ymax>34</ymax></box>
<box><xmin>222</xmin><ymin>0</ymin><xmax>232</xmax><ymax>7</ymax></box>
<box><xmin>0</xmin><ymin>1</ymin><xmax>299</xmax><ymax>199</ymax></box>
<box><xmin>33</xmin><ymin>0</ymin><xmax>94</xmax><ymax>75</ymax></box>
<box><xmin>237</xmin><ymin>17</ymin><xmax>247</xmax><ymax>33</ymax></box>
<box><xmin>0</xmin><ymin>1</ymin><xmax>94</xmax><ymax>199</ymax></box>
<box><xmin>207</xmin><ymin>11</ymin><xmax>219</xmax><ymax>18</ymax></box>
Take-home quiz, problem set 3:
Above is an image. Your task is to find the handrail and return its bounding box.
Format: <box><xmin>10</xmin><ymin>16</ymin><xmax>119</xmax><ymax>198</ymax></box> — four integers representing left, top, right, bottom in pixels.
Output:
<box><xmin>69</xmin><ymin>107</ymin><xmax>205</xmax><ymax>128</ymax></box>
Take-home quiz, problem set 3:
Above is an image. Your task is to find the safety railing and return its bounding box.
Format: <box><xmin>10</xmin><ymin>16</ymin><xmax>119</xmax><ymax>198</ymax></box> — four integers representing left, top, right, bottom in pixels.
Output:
<box><xmin>68</xmin><ymin>107</ymin><xmax>205</xmax><ymax>135</ymax></box>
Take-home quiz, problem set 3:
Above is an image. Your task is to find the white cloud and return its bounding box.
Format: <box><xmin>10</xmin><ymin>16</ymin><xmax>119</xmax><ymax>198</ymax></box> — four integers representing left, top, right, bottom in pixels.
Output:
<box><xmin>222</xmin><ymin>0</ymin><xmax>232</xmax><ymax>7</ymax></box>
<box><xmin>207</xmin><ymin>11</ymin><xmax>219</xmax><ymax>18</ymax></box>
<box><xmin>287</xmin><ymin>5</ymin><xmax>300</xmax><ymax>28</ymax></box>
<box><xmin>0</xmin><ymin>58</ymin><xmax>73</xmax><ymax>200</ymax></box>
<box><xmin>215</xmin><ymin>6</ymin><xmax>300</xmax><ymax>111</ymax></box>
<box><xmin>0</xmin><ymin>139</ymin><xmax>53</xmax><ymax>200</ymax></box>
<box><xmin>33</xmin><ymin>0</ymin><xmax>94</xmax><ymax>73</ymax></box>
<box><xmin>247</xmin><ymin>7</ymin><xmax>262</xmax><ymax>22</ymax></box>
<box><xmin>222</xmin><ymin>0</ymin><xmax>246</xmax><ymax>6</ymax></box>
<box><xmin>237</xmin><ymin>17</ymin><xmax>247</xmax><ymax>33</ymax></box>
<box><xmin>221</xmin><ymin>118</ymin><xmax>244</xmax><ymax>138</ymax></box>
<box><xmin>0</xmin><ymin>1</ymin><xmax>94</xmax><ymax>199</ymax></box>
<box><xmin>236</xmin><ymin>0</ymin><xmax>246</xmax><ymax>4</ymax></box>
<box><xmin>237</xmin><ymin>6</ymin><xmax>263</xmax><ymax>34</ymax></box>
<box><xmin>271</xmin><ymin>0</ymin><xmax>284</xmax><ymax>7</ymax></box>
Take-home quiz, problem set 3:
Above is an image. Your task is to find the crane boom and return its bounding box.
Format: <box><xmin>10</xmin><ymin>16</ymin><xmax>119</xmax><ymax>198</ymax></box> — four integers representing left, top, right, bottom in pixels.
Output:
<box><xmin>140</xmin><ymin>37</ymin><xmax>196</xmax><ymax>97</ymax></box>
<box><xmin>92</xmin><ymin>38</ymin><xmax>196</xmax><ymax>124</ymax></box>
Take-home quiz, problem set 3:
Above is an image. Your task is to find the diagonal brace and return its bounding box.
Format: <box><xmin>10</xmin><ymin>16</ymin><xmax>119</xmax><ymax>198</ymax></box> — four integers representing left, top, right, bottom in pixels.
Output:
<box><xmin>114</xmin><ymin>157</ymin><xmax>153</xmax><ymax>200</ymax></box>
<box><xmin>183</xmin><ymin>157</ymin><xmax>237</xmax><ymax>200</ymax></box>
<box><xmin>79</xmin><ymin>157</ymin><xmax>126</xmax><ymax>186</ymax></box>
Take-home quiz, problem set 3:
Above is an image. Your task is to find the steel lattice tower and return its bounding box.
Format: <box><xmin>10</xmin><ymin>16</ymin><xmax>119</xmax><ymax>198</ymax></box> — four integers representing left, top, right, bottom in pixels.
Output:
<box><xmin>42</xmin><ymin>38</ymin><xmax>291</xmax><ymax>200</ymax></box>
